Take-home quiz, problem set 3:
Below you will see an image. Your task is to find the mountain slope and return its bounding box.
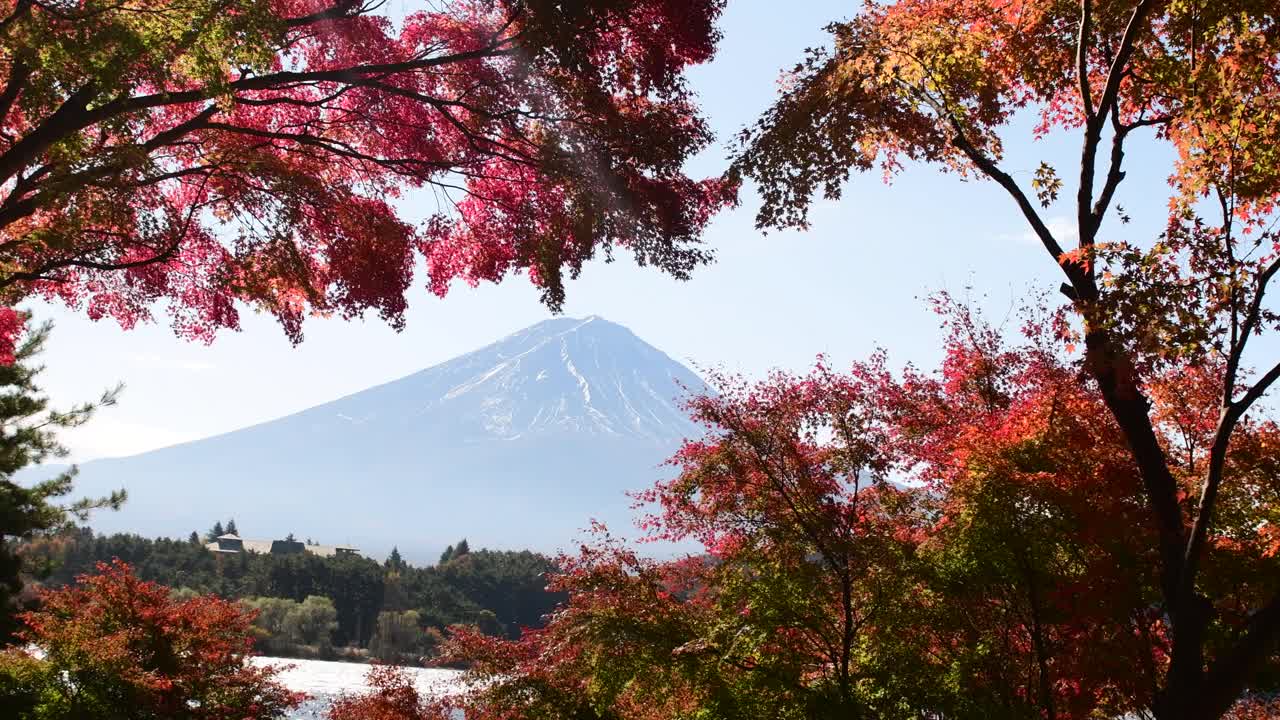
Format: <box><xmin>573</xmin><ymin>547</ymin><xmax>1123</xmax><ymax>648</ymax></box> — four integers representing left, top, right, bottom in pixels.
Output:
<box><xmin>49</xmin><ymin>317</ymin><xmax>708</xmax><ymax>563</ymax></box>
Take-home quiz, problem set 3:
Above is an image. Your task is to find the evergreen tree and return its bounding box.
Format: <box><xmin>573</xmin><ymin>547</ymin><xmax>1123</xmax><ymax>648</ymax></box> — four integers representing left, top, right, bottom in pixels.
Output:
<box><xmin>439</xmin><ymin>545</ymin><xmax>454</xmax><ymax>565</ymax></box>
<box><xmin>285</xmin><ymin>532</ymin><xmax>296</xmax><ymax>543</ymax></box>
<box><xmin>454</xmin><ymin>539</ymin><xmax>470</xmax><ymax>558</ymax></box>
<box><xmin>385</xmin><ymin>547</ymin><xmax>404</xmax><ymax>572</ymax></box>
<box><xmin>0</xmin><ymin>319</ymin><xmax>123</xmax><ymax>643</ymax></box>
<box><xmin>225</xmin><ymin>518</ymin><xmax>238</xmax><ymax>536</ymax></box>
<box><xmin>206</xmin><ymin>521</ymin><xmax>224</xmax><ymax>542</ymax></box>
<box><xmin>188</xmin><ymin>531</ymin><xmax>200</xmax><ymax>546</ymax></box>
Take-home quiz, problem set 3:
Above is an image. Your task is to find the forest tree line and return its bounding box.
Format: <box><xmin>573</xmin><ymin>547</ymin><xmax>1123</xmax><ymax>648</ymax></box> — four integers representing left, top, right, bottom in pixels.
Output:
<box><xmin>20</xmin><ymin>527</ymin><xmax>563</xmax><ymax>665</ymax></box>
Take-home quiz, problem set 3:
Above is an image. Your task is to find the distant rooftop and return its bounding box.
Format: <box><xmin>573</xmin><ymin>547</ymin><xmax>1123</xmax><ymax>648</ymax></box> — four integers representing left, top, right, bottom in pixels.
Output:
<box><xmin>205</xmin><ymin>536</ymin><xmax>359</xmax><ymax>558</ymax></box>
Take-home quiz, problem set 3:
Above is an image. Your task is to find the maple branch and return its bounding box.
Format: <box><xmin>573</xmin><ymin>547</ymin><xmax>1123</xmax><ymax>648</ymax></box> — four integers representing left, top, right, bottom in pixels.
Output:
<box><xmin>1088</xmin><ymin>106</ymin><xmax>1129</xmax><ymax>236</ymax></box>
<box><xmin>0</xmin><ymin>105</ymin><xmax>220</xmax><ymax>232</ymax></box>
<box><xmin>1182</xmin><ymin>256</ymin><xmax>1280</xmax><ymax>600</ymax></box>
<box><xmin>1235</xmin><ymin>359</ymin><xmax>1280</xmax><ymax>418</ymax></box>
<box><xmin>912</xmin><ymin>74</ymin><xmax>1087</xmax><ymax>295</ymax></box>
<box><xmin>283</xmin><ymin>0</ymin><xmax>363</xmax><ymax>27</ymax></box>
<box><xmin>1076</xmin><ymin>329</ymin><xmax>1186</xmax><ymax>620</ymax></box>
<box><xmin>3</xmin><ymin>176</ymin><xmax>210</xmax><ymax>289</ymax></box>
<box><xmin>947</xmin><ymin>127</ymin><xmax>1072</xmax><ymax>276</ymax></box>
<box><xmin>0</xmin><ymin>80</ymin><xmax>97</xmax><ymax>186</ymax></box>
<box><xmin>1221</xmin><ymin>190</ymin><xmax>1241</xmax><ymax>373</ymax></box>
<box><xmin>0</xmin><ymin>238</ymin><xmax>181</xmax><ymax>289</ymax></box>
<box><xmin>0</xmin><ymin>0</ymin><xmax>237</xmax><ymax>187</ymax></box>
<box><xmin>0</xmin><ymin>41</ymin><xmax>518</xmax><ymax>191</ymax></box>
<box><xmin>1021</xmin><ymin>551</ymin><xmax>1057</xmax><ymax>720</ymax></box>
<box><xmin>1077</xmin><ymin>0</ymin><xmax>1094</xmax><ymax>118</ymax></box>
<box><xmin>26</xmin><ymin>0</ymin><xmax>133</xmax><ymax>21</ymax></box>
<box><xmin>1094</xmin><ymin>0</ymin><xmax>1156</xmax><ymax>125</ymax></box>
<box><xmin>1225</xmin><ymin>256</ymin><xmax>1280</xmax><ymax>403</ymax></box>
<box><xmin>0</xmin><ymin>57</ymin><xmax>31</xmax><ymax>132</ymax></box>
<box><xmin>0</xmin><ymin>44</ymin><xmax>539</xmax><ymax>256</ymax></box>
<box><xmin>349</xmin><ymin>79</ymin><xmax>544</xmax><ymax>165</ymax></box>
<box><xmin>105</xmin><ymin>42</ymin><xmax>519</xmax><ymax>118</ymax></box>
<box><xmin>1062</xmin><ymin>1</ymin><xmax>1192</xmax><ymax>636</ymax></box>
<box><xmin>1122</xmin><ymin>114</ymin><xmax>1172</xmax><ymax>131</ymax></box>
<box><xmin>200</xmin><ymin>121</ymin><xmax>461</xmax><ymax>175</ymax></box>
<box><xmin>720</xmin><ymin>404</ymin><xmax>854</xmax><ymax>593</ymax></box>
<box><xmin>1077</xmin><ymin>0</ymin><xmax>1155</xmax><ymax>257</ymax></box>
<box><xmin>903</xmin><ymin>72</ymin><xmax>1075</xmax><ymax>276</ymax></box>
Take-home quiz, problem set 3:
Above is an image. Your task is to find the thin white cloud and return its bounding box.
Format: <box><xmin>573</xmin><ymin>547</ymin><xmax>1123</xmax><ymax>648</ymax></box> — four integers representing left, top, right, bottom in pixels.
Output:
<box><xmin>998</xmin><ymin>215</ymin><xmax>1080</xmax><ymax>247</ymax></box>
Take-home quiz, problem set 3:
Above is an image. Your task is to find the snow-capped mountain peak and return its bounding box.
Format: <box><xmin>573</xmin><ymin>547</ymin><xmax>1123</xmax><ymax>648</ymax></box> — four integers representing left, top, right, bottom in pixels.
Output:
<box><xmin>414</xmin><ymin>316</ymin><xmax>706</xmax><ymax>443</ymax></box>
<box><xmin>42</xmin><ymin>317</ymin><xmax>709</xmax><ymax>560</ymax></box>
<box><xmin>296</xmin><ymin>316</ymin><xmax>707</xmax><ymax>446</ymax></box>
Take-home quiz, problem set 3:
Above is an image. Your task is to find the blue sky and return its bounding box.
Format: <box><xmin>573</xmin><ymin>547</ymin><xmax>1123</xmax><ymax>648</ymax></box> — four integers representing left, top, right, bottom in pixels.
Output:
<box><xmin>34</xmin><ymin>0</ymin><xmax>1180</xmax><ymax>461</ymax></box>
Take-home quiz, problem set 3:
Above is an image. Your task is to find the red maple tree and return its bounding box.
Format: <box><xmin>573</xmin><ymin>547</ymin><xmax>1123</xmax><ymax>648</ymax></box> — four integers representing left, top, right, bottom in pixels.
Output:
<box><xmin>3</xmin><ymin>559</ymin><xmax>300</xmax><ymax>719</ymax></box>
<box><xmin>0</xmin><ymin>0</ymin><xmax>733</xmax><ymax>360</ymax></box>
<box><xmin>328</xmin><ymin>664</ymin><xmax>450</xmax><ymax>720</ymax></box>
<box><xmin>440</xmin><ymin>296</ymin><xmax>1279</xmax><ymax>720</ymax></box>
<box><xmin>733</xmin><ymin>2</ymin><xmax>1280</xmax><ymax>717</ymax></box>
<box><xmin>1225</xmin><ymin>695</ymin><xmax>1280</xmax><ymax>720</ymax></box>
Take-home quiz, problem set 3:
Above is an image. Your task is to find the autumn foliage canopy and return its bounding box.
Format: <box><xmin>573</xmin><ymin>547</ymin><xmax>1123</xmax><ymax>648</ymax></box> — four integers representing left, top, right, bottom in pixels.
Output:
<box><xmin>725</xmin><ymin>1</ymin><xmax>1280</xmax><ymax>718</ymax></box>
<box><xmin>431</xmin><ymin>297</ymin><xmax>1279</xmax><ymax>720</ymax></box>
<box><xmin>0</xmin><ymin>0</ymin><xmax>732</xmax><ymax>360</ymax></box>
<box><xmin>0</xmin><ymin>559</ymin><xmax>299</xmax><ymax>719</ymax></box>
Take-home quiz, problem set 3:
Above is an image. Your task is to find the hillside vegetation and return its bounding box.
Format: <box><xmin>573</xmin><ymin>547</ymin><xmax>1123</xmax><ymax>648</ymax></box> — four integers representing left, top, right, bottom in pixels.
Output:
<box><xmin>21</xmin><ymin>527</ymin><xmax>562</xmax><ymax>665</ymax></box>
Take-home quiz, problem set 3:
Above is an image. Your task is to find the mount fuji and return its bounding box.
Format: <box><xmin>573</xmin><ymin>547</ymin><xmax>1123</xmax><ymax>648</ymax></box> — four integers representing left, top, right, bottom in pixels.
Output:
<box><xmin>48</xmin><ymin>317</ymin><xmax>709</xmax><ymax>563</ymax></box>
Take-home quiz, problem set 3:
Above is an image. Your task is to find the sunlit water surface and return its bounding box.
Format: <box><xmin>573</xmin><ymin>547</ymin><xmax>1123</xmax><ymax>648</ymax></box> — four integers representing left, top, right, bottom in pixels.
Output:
<box><xmin>249</xmin><ymin>657</ymin><xmax>463</xmax><ymax>719</ymax></box>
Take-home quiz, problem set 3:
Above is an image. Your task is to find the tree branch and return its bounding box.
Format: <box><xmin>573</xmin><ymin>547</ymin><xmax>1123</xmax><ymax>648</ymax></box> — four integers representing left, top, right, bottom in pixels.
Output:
<box><xmin>1077</xmin><ymin>0</ymin><xmax>1094</xmax><ymax>118</ymax></box>
<box><xmin>948</xmin><ymin>128</ymin><xmax>1072</xmax><ymax>273</ymax></box>
<box><xmin>1064</xmin><ymin>0</ymin><xmax>1187</xmax><ymax>621</ymax></box>
<box><xmin>1183</xmin><ymin>257</ymin><xmax>1280</xmax><ymax>601</ymax></box>
<box><xmin>0</xmin><ymin>240</ymin><xmax>182</xmax><ymax>289</ymax></box>
<box><xmin>0</xmin><ymin>81</ymin><xmax>97</xmax><ymax>186</ymax></box>
<box><xmin>1077</xmin><ymin>0</ymin><xmax>1155</xmax><ymax>261</ymax></box>
<box><xmin>1224</xmin><ymin>257</ymin><xmax>1280</xmax><ymax>403</ymax></box>
<box><xmin>1094</xmin><ymin>0</ymin><xmax>1156</xmax><ymax>124</ymax></box>
<box><xmin>1088</xmin><ymin>106</ymin><xmax>1129</xmax><ymax>236</ymax></box>
<box><xmin>284</xmin><ymin>0</ymin><xmax>362</xmax><ymax>27</ymax></box>
<box><xmin>0</xmin><ymin>105</ymin><xmax>220</xmax><ymax>232</ymax></box>
<box><xmin>0</xmin><ymin>41</ymin><xmax>519</xmax><ymax>194</ymax></box>
<box><xmin>98</xmin><ymin>42</ymin><xmax>519</xmax><ymax>120</ymax></box>
<box><xmin>0</xmin><ymin>58</ymin><xmax>31</xmax><ymax>132</ymax></box>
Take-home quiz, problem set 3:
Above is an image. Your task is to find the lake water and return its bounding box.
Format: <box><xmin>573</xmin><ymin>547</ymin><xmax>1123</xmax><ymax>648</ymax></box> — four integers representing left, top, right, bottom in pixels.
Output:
<box><xmin>249</xmin><ymin>657</ymin><xmax>464</xmax><ymax>719</ymax></box>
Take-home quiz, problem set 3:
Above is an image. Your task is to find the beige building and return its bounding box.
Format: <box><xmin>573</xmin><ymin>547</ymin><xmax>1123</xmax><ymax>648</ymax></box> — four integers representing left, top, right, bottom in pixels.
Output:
<box><xmin>206</xmin><ymin>533</ymin><xmax>359</xmax><ymax>558</ymax></box>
